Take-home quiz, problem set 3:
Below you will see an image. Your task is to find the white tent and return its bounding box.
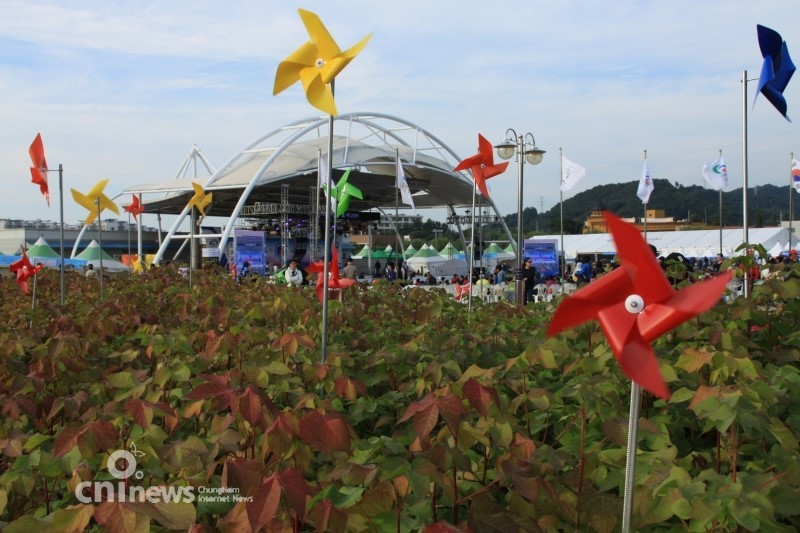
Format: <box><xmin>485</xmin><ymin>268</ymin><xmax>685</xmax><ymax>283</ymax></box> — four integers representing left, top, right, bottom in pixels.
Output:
<box><xmin>75</xmin><ymin>240</ymin><xmax>130</xmax><ymax>272</ymax></box>
<box><xmin>530</xmin><ymin>226</ymin><xmax>796</xmax><ymax>261</ymax></box>
<box><xmin>407</xmin><ymin>246</ymin><xmax>449</xmax><ymax>274</ymax></box>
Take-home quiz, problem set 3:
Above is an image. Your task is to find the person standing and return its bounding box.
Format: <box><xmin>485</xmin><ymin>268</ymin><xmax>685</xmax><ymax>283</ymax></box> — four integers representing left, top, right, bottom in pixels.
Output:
<box><xmin>342</xmin><ymin>258</ymin><xmax>358</xmax><ymax>280</ymax></box>
<box><xmin>522</xmin><ymin>259</ymin><xmax>536</xmax><ymax>305</ymax></box>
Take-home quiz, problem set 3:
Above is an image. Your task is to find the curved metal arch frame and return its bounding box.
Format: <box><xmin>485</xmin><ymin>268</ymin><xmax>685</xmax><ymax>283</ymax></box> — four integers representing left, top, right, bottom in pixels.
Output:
<box><xmin>70</xmin><ymin>145</ymin><xmax>216</xmax><ymax>260</ymax></box>
<box><xmin>150</xmin><ymin>112</ymin><xmax>515</xmax><ymax>266</ymax></box>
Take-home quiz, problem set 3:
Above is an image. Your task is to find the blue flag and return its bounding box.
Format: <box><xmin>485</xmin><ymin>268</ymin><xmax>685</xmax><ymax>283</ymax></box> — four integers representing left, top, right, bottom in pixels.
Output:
<box><xmin>755</xmin><ymin>24</ymin><xmax>795</xmax><ymax>121</ymax></box>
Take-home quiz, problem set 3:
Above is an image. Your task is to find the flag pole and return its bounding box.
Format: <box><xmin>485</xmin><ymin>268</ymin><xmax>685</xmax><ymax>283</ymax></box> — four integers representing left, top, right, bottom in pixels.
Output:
<box><xmin>30</xmin><ymin>269</ymin><xmax>38</xmax><ymax>329</ymax></box>
<box><xmin>189</xmin><ymin>207</ymin><xmax>195</xmax><ymax>288</ymax></box>
<box><xmin>321</xmin><ymin>79</ymin><xmax>335</xmax><ymax>365</ymax></box>
<box><xmin>137</xmin><ymin>193</ymin><xmax>144</xmax><ymax>270</ymax></box>
<box><xmin>643</xmin><ymin>150</ymin><xmax>648</xmax><ymax>241</ymax></box>
<box><xmin>621</xmin><ymin>381</ymin><xmax>642</xmax><ymax>533</ymax></box>
<box><xmin>97</xmin><ymin>197</ymin><xmax>104</xmax><ymax>300</ymax></box>
<box><xmin>468</xmin><ymin>171</ymin><xmax>477</xmax><ymax>313</ymax></box>
<box><xmin>718</xmin><ymin>149</ymin><xmax>724</xmax><ymax>256</ymax></box>
<box><xmin>742</xmin><ymin>69</ymin><xmax>751</xmax><ymax>298</ymax></box>
<box><xmin>790</xmin><ymin>152</ymin><xmax>794</xmax><ymax>249</ymax></box>
<box><xmin>58</xmin><ymin>164</ymin><xmax>65</xmax><ymax>306</ymax></box>
<box><xmin>395</xmin><ymin>148</ymin><xmax>400</xmax><ymax>273</ymax></box>
<box><xmin>559</xmin><ymin>148</ymin><xmax>565</xmax><ymax>282</ymax></box>
<box><xmin>127</xmin><ymin>211</ymin><xmax>132</xmax><ymax>279</ymax></box>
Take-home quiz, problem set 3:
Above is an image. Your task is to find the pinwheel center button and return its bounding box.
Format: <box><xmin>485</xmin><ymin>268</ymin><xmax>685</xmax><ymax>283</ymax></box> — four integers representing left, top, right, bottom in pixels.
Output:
<box><xmin>315</xmin><ymin>58</ymin><xmax>325</xmax><ymax>68</ymax></box>
<box><xmin>624</xmin><ymin>294</ymin><xmax>645</xmax><ymax>314</ymax></box>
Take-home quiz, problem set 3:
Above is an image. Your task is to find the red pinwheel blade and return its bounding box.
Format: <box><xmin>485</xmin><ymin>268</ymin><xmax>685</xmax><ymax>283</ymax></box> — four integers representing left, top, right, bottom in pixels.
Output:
<box><xmin>604</xmin><ymin>212</ymin><xmax>673</xmax><ymax>304</ymax></box>
<box><xmin>637</xmin><ymin>271</ymin><xmax>733</xmax><ymax>342</ymax></box>
<box><xmin>453</xmin><ymin>153</ymin><xmax>483</xmax><ymax>172</ymax></box>
<box><xmin>547</xmin><ymin>267</ymin><xmax>633</xmax><ymax>335</ymax></box>
<box><xmin>597</xmin><ymin>305</ymin><xmax>670</xmax><ymax>399</ymax></box>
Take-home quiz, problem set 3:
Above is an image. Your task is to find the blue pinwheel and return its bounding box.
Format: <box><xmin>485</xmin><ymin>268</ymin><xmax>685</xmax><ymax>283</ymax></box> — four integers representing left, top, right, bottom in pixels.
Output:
<box><xmin>755</xmin><ymin>24</ymin><xmax>795</xmax><ymax>121</ymax></box>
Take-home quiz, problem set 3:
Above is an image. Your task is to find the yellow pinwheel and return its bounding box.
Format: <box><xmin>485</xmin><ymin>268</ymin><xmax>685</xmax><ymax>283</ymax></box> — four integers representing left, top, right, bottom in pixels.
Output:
<box><xmin>273</xmin><ymin>8</ymin><xmax>372</xmax><ymax>116</ymax></box>
<box><xmin>187</xmin><ymin>181</ymin><xmax>212</xmax><ymax>216</ymax></box>
<box><xmin>71</xmin><ymin>179</ymin><xmax>120</xmax><ymax>224</ymax></box>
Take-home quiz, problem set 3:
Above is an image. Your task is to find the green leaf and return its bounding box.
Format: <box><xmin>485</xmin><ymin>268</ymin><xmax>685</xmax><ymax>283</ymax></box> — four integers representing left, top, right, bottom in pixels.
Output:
<box><xmin>308</xmin><ymin>485</ymin><xmax>365</xmax><ymax>510</ymax></box>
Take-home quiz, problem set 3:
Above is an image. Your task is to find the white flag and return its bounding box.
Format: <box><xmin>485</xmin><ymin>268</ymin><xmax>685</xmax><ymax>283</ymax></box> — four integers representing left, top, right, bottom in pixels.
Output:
<box><xmin>560</xmin><ymin>155</ymin><xmax>586</xmax><ymax>192</ymax></box>
<box><xmin>396</xmin><ymin>157</ymin><xmax>415</xmax><ymax>209</ymax></box>
<box><xmin>637</xmin><ymin>159</ymin><xmax>653</xmax><ymax>203</ymax></box>
<box><xmin>318</xmin><ymin>151</ymin><xmax>329</xmax><ymax>190</ymax></box>
<box><xmin>702</xmin><ymin>156</ymin><xmax>728</xmax><ymax>191</ymax></box>
<box><xmin>792</xmin><ymin>159</ymin><xmax>800</xmax><ymax>193</ymax></box>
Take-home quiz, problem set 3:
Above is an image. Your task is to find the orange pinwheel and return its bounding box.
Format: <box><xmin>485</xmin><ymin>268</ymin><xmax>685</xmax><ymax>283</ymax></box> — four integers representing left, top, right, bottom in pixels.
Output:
<box><xmin>307</xmin><ymin>247</ymin><xmax>357</xmax><ymax>303</ymax></box>
<box><xmin>453</xmin><ymin>134</ymin><xmax>508</xmax><ymax>198</ymax></box>
<box><xmin>10</xmin><ymin>250</ymin><xmax>43</xmax><ymax>295</ymax></box>
<box><xmin>124</xmin><ymin>195</ymin><xmax>145</xmax><ymax>221</ymax></box>
<box><xmin>29</xmin><ymin>133</ymin><xmax>50</xmax><ymax>206</ymax></box>
<box><xmin>71</xmin><ymin>179</ymin><xmax>120</xmax><ymax>224</ymax></box>
<box><xmin>547</xmin><ymin>212</ymin><xmax>732</xmax><ymax>399</ymax></box>
<box><xmin>187</xmin><ymin>182</ymin><xmax>212</xmax><ymax>216</ymax></box>
<box><xmin>273</xmin><ymin>8</ymin><xmax>372</xmax><ymax>116</ymax></box>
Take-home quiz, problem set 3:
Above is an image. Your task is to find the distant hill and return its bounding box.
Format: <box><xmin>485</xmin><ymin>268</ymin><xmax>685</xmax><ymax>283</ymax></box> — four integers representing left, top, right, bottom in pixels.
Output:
<box><xmin>504</xmin><ymin>180</ymin><xmax>797</xmax><ymax>235</ymax></box>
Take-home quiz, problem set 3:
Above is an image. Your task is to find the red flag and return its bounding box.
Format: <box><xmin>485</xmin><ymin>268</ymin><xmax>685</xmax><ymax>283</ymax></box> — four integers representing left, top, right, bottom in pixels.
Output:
<box><xmin>9</xmin><ymin>250</ymin><xmax>43</xmax><ymax>295</ymax></box>
<box><xmin>29</xmin><ymin>133</ymin><xmax>50</xmax><ymax>206</ymax></box>
<box><xmin>124</xmin><ymin>195</ymin><xmax>145</xmax><ymax>221</ymax></box>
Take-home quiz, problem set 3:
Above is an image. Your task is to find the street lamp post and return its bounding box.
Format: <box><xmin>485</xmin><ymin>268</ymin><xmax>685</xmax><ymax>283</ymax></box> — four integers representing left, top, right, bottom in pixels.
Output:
<box><xmin>495</xmin><ymin>130</ymin><xmax>545</xmax><ymax>309</ymax></box>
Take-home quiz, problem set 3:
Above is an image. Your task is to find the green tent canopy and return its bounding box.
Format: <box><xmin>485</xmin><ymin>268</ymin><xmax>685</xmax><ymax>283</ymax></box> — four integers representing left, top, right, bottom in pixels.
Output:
<box><xmin>26</xmin><ymin>237</ymin><xmax>61</xmax><ymax>259</ymax></box>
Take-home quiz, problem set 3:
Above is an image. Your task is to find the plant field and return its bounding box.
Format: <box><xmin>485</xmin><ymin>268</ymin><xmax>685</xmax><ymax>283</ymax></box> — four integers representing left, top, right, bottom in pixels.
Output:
<box><xmin>1</xmin><ymin>266</ymin><xmax>800</xmax><ymax>532</ymax></box>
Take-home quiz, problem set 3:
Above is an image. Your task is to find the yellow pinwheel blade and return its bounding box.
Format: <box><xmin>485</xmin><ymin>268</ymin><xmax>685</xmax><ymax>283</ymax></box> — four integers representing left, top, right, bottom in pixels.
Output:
<box><xmin>274</xmin><ymin>9</ymin><xmax>371</xmax><ymax>117</ymax></box>
<box><xmin>298</xmin><ymin>9</ymin><xmax>340</xmax><ymax>58</ymax></box>
<box><xmin>273</xmin><ymin>41</ymin><xmax>317</xmax><ymax>95</ymax></box>
<box><xmin>86</xmin><ymin>179</ymin><xmax>110</xmax><ymax>199</ymax></box>
<box><xmin>98</xmin><ymin>194</ymin><xmax>120</xmax><ymax>215</ymax></box>
<box><xmin>299</xmin><ymin>68</ymin><xmax>336</xmax><ymax>116</ymax></box>
<box><xmin>188</xmin><ymin>182</ymin><xmax>212</xmax><ymax>216</ymax></box>
<box><xmin>320</xmin><ymin>33</ymin><xmax>372</xmax><ymax>85</ymax></box>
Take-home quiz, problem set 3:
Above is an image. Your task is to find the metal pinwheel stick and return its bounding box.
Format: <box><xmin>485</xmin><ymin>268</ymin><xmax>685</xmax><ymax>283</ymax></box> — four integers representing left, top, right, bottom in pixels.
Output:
<box><xmin>272</xmin><ymin>8</ymin><xmax>371</xmax><ymax>366</ymax></box>
<box><xmin>546</xmin><ymin>211</ymin><xmax>732</xmax><ymax>532</ymax></box>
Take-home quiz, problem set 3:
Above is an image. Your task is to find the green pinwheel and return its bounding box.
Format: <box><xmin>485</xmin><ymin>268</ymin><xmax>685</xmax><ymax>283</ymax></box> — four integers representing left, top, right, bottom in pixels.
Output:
<box><xmin>324</xmin><ymin>169</ymin><xmax>363</xmax><ymax>217</ymax></box>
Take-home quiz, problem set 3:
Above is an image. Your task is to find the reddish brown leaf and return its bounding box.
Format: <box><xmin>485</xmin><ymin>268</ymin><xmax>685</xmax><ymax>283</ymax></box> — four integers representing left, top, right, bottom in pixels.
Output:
<box><xmin>510</xmin><ymin>432</ymin><xmax>536</xmax><ymax>461</ymax></box>
<box><xmin>436</xmin><ymin>394</ymin><xmax>466</xmax><ymax>437</ymax></box>
<box><xmin>398</xmin><ymin>393</ymin><xmax>438</xmax><ymax>441</ymax></box>
<box><xmin>462</xmin><ymin>379</ymin><xmax>500</xmax><ymax>418</ymax></box>
<box><xmin>299</xmin><ymin>409</ymin><xmax>352</xmax><ymax>453</ymax></box>
<box><xmin>247</xmin><ymin>475</ymin><xmax>282</xmax><ymax>532</ymax></box>
<box><xmin>277</xmin><ymin>468</ymin><xmax>311</xmax><ymax>521</ymax></box>
<box><xmin>224</xmin><ymin>458</ymin><xmax>263</xmax><ymax>496</ymax></box>
<box><xmin>238</xmin><ymin>386</ymin><xmax>265</xmax><ymax>429</ymax></box>
<box><xmin>309</xmin><ymin>499</ymin><xmax>348</xmax><ymax>532</ymax></box>
<box><xmin>266</xmin><ymin>412</ymin><xmax>299</xmax><ymax>457</ymax></box>
<box><xmin>124</xmin><ymin>398</ymin><xmax>153</xmax><ymax>429</ymax></box>
<box><xmin>79</xmin><ymin>420</ymin><xmax>118</xmax><ymax>456</ymax></box>
<box><xmin>54</xmin><ymin>425</ymin><xmax>85</xmax><ymax>457</ymax></box>
<box><xmin>203</xmin><ymin>329</ymin><xmax>225</xmax><ymax>360</ymax></box>
<box><xmin>333</xmin><ymin>375</ymin><xmax>367</xmax><ymax>400</ymax></box>
<box><xmin>689</xmin><ymin>385</ymin><xmax>718</xmax><ymax>411</ymax></box>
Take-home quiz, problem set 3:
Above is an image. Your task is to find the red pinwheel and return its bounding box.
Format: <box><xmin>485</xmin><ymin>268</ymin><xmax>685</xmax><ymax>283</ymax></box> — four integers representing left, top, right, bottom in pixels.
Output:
<box><xmin>124</xmin><ymin>195</ymin><xmax>145</xmax><ymax>221</ymax></box>
<box><xmin>547</xmin><ymin>212</ymin><xmax>732</xmax><ymax>399</ymax></box>
<box><xmin>454</xmin><ymin>282</ymin><xmax>471</xmax><ymax>302</ymax></box>
<box><xmin>307</xmin><ymin>248</ymin><xmax>357</xmax><ymax>303</ymax></box>
<box><xmin>9</xmin><ymin>250</ymin><xmax>44</xmax><ymax>295</ymax></box>
<box><xmin>229</xmin><ymin>262</ymin><xmax>237</xmax><ymax>280</ymax></box>
<box><xmin>453</xmin><ymin>134</ymin><xmax>509</xmax><ymax>198</ymax></box>
<box><xmin>29</xmin><ymin>133</ymin><xmax>50</xmax><ymax>206</ymax></box>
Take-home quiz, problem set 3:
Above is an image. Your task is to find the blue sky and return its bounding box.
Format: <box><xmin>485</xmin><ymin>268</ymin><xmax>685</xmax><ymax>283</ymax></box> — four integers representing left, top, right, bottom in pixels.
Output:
<box><xmin>1</xmin><ymin>0</ymin><xmax>798</xmax><ymax>227</ymax></box>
